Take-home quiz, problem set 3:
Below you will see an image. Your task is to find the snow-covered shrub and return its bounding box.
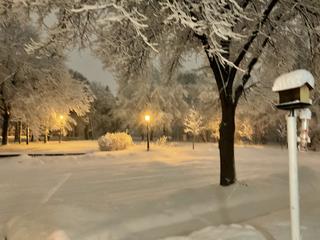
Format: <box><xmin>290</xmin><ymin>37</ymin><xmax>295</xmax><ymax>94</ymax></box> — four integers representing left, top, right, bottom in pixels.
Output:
<box><xmin>209</xmin><ymin>117</ymin><xmax>254</xmax><ymax>143</ymax></box>
<box><xmin>156</xmin><ymin>136</ymin><xmax>167</xmax><ymax>145</ymax></box>
<box><xmin>98</xmin><ymin>132</ymin><xmax>133</xmax><ymax>151</ymax></box>
<box><xmin>236</xmin><ymin>118</ymin><xmax>254</xmax><ymax>143</ymax></box>
<box><xmin>208</xmin><ymin>118</ymin><xmax>220</xmax><ymax>142</ymax></box>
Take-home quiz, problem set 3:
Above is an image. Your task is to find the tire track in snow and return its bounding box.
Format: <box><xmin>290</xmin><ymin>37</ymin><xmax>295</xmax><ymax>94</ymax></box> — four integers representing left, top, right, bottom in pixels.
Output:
<box><xmin>62</xmin><ymin>177</ymin><xmax>214</xmax><ymax>206</ymax></box>
<box><xmin>105</xmin><ymin>180</ymin><xmax>212</xmax><ymax>204</ymax></box>
<box><xmin>41</xmin><ymin>173</ymin><xmax>72</xmax><ymax>204</ymax></box>
<box><xmin>64</xmin><ymin>166</ymin><xmax>215</xmax><ymax>190</ymax></box>
<box><xmin>84</xmin><ymin>170</ymin><xmax>215</xmax><ymax>185</ymax></box>
<box><xmin>59</xmin><ymin>162</ymin><xmax>217</xmax><ymax>205</ymax></box>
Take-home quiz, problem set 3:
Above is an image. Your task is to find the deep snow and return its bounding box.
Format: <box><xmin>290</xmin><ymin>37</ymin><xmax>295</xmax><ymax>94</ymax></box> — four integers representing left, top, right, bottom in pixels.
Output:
<box><xmin>0</xmin><ymin>141</ymin><xmax>320</xmax><ymax>240</ymax></box>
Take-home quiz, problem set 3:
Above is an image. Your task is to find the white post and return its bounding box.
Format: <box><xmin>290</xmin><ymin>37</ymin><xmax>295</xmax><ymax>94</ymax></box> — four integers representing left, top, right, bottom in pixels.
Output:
<box><xmin>287</xmin><ymin>111</ymin><xmax>301</xmax><ymax>240</ymax></box>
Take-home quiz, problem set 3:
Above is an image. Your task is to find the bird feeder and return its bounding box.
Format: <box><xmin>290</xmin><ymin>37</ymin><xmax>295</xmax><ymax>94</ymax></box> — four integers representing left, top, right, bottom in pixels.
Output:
<box><xmin>272</xmin><ymin>69</ymin><xmax>314</xmax><ymax>110</ymax></box>
<box><xmin>298</xmin><ymin>108</ymin><xmax>312</xmax><ymax>151</ymax></box>
<box><xmin>272</xmin><ymin>69</ymin><xmax>315</xmax><ymax>240</ymax></box>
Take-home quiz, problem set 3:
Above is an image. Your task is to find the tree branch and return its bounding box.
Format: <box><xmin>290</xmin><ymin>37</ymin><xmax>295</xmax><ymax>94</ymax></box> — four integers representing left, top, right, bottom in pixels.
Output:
<box><xmin>296</xmin><ymin>4</ymin><xmax>318</xmax><ymax>56</ymax></box>
<box><xmin>234</xmin><ymin>57</ymin><xmax>258</xmax><ymax>106</ymax></box>
<box><xmin>234</xmin><ymin>6</ymin><xmax>294</xmax><ymax>105</ymax></box>
<box><xmin>226</xmin><ymin>0</ymin><xmax>279</xmax><ymax>98</ymax></box>
<box><xmin>233</xmin><ymin>0</ymin><xmax>279</xmax><ymax>68</ymax></box>
<box><xmin>234</xmin><ymin>33</ymin><xmax>271</xmax><ymax>106</ymax></box>
<box><xmin>237</xmin><ymin>2</ymin><xmax>280</xmax><ymax>75</ymax></box>
<box><xmin>195</xmin><ymin>33</ymin><xmax>228</xmax><ymax>104</ymax></box>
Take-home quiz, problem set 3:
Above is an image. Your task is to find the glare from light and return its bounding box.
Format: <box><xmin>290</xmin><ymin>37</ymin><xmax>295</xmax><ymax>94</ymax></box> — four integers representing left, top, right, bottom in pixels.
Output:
<box><xmin>144</xmin><ymin>115</ymin><xmax>150</xmax><ymax>122</ymax></box>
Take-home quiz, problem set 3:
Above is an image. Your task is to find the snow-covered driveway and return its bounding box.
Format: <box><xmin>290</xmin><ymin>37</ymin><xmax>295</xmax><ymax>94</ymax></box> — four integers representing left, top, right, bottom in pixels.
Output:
<box><xmin>0</xmin><ymin>142</ymin><xmax>319</xmax><ymax>240</ymax></box>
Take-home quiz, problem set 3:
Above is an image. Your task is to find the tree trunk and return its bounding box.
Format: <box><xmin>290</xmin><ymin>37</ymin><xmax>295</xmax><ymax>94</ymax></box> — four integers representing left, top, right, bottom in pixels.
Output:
<box><xmin>163</xmin><ymin>125</ymin><xmax>167</xmax><ymax>137</ymax></box>
<box><xmin>44</xmin><ymin>127</ymin><xmax>48</xmax><ymax>143</ymax></box>
<box><xmin>84</xmin><ymin>125</ymin><xmax>89</xmax><ymax>140</ymax></box>
<box><xmin>192</xmin><ymin>134</ymin><xmax>195</xmax><ymax>150</ymax></box>
<box><xmin>89</xmin><ymin>116</ymin><xmax>95</xmax><ymax>140</ymax></box>
<box><xmin>26</xmin><ymin>126</ymin><xmax>29</xmax><ymax>145</ymax></box>
<box><xmin>219</xmin><ymin>103</ymin><xmax>236</xmax><ymax>186</ymax></box>
<box><xmin>72</xmin><ymin>125</ymin><xmax>76</xmax><ymax>137</ymax></box>
<box><xmin>18</xmin><ymin>121</ymin><xmax>22</xmax><ymax>144</ymax></box>
<box><xmin>14</xmin><ymin>122</ymin><xmax>19</xmax><ymax>143</ymax></box>
<box><xmin>1</xmin><ymin>111</ymin><xmax>10</xmax><ymax>145</ymax></box>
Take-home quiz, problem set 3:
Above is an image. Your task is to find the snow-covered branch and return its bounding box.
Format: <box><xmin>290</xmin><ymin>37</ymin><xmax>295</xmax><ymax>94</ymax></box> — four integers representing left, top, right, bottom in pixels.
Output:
<box><xmin>161</xmin><ymin>0</ymin><xmax>247</xmax><ymax>65</ymax></box>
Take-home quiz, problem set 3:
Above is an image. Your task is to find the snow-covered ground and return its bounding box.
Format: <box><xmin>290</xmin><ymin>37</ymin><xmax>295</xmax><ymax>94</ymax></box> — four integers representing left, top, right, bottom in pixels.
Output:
<box><xmin>0</xmin><ymin>140</ymin><xmax>99</xmax><ymax>154</ymax></box>
<box><xmin>0</xmin><ymin>141</ymin><xmax>319</xmax><ymax>240</ymax></box>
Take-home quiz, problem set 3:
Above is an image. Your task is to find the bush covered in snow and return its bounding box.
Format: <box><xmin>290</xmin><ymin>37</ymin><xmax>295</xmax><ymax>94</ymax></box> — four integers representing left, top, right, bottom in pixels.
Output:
<box><xmin>98</xmin><ymin>132</ymin><xmax>133</xmax><ymax>151</ymax></box>
<box><xmin>156</xmin><ymin>136</ymin><xmax>168</xmax><ymax>145</ymax></box>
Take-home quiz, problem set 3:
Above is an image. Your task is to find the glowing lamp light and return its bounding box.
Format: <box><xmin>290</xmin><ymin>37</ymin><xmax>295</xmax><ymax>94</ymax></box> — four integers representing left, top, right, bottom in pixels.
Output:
<box><xmin>144</xmin><ymin>115</ymin><xmax>150</xmax><ymax>122</ymax></box>
<box><xmin>60</xmin><ymin>115</ymin><xmax>64</xmax><ymax>120</ymax></box>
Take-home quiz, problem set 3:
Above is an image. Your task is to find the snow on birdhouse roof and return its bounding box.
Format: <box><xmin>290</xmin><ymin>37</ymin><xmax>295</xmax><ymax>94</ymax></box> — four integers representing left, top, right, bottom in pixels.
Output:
<box><xmin>272</xmin><ymin>69</ymin><xmax>315</xmax><ymax>92</ymax></box>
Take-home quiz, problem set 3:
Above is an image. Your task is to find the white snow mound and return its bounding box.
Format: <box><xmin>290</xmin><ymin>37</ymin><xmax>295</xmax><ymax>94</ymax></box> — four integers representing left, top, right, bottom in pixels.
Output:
<box><xmin>272</xmin><ymin>69</ymin><xmax>314</xmax><ymax>92</ymax></box>
<box><xmin>159</xmin><ymin>224</ymin><xmax>266</xmax><ymax>240</ymax></box>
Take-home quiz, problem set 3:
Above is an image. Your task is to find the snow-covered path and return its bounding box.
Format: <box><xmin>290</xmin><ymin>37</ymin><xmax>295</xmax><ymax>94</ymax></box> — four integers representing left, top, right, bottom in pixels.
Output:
<box><xmin>0</xmin><ymin>142</ymin><xmax>320</xmax><ymax>239</ymax></box>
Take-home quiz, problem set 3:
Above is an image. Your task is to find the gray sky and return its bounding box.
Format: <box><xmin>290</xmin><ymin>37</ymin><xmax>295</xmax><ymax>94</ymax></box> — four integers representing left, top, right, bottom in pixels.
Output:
<box><xmin>66</xmin><ymin>49</ymin><xmax>118</xmax><ymax>95</ymax></box>
<box><xmin>48</xmin><ymin>14</ymin><xmax>205</xmax><ymax>96</ymax></box>
<box><xmin>66</xmin><ymin>49</ymin><xmax>206</xmax><ymax>97</ymax></box>
<box><xmin>44</xmin><ymin>15</ymin><xmax>118</xmax><ymax>94</ymax></box>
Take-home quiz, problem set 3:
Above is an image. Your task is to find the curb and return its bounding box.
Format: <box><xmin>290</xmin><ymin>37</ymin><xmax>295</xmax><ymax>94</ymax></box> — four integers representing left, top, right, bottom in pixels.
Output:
<box><xmin>0</xmin><ymin>153</ymin><xmax>87</xmax><ymax>158</ymax></box>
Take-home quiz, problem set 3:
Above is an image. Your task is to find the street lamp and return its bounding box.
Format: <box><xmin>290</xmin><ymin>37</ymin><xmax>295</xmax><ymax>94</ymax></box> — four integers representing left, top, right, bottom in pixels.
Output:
<box><xmin>144</xmin><ymin>114</ymin><xmax>150</xmax><ymax>151</ymax></box>
<box><xmin>59</xmin><ymin>115</ymin><xmax>64</xmax><ymax>143</ymax></box>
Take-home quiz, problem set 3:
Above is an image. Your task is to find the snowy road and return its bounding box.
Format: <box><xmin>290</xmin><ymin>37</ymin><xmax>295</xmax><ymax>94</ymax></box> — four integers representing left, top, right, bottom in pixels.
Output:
<box><xmin>0</xmin><ymin>142</ymin><xmax>320</xmax><ymax>239</ymax></box>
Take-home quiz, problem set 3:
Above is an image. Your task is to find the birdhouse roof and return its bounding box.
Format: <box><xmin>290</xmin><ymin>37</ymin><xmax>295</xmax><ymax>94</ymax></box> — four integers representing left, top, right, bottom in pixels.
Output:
<box><xmin>272</xmin><ymin>69</ymin><xmax>315</xmax><ymax>92</ymax></box>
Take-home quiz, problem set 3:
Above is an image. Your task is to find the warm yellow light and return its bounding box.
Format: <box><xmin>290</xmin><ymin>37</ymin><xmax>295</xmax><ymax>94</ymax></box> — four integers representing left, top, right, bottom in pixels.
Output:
<box><xmin>144</xmin><ymin>115</ymin><xmax>150</xmax><ymax>122</ymax></box>
<box><xmin>60</xmin><ymin>115</ymin><xmax>64</xmax><ymax>120</ymax></box>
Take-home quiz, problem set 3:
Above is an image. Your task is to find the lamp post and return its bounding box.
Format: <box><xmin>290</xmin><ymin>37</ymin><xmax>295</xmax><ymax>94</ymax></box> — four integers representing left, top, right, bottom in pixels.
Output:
<box><xmin>144</xmin><ymin>114</ymin><xmax>150</xmax><ymax>151</ymax></box>
<box><xmin>59</xmin><ymin>115</ymin><xmax>64</xmax><ymax>143</ymax></box>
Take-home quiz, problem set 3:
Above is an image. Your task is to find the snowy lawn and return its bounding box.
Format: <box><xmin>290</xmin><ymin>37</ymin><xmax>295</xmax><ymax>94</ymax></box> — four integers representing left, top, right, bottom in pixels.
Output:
<box><xmin>0</xmin><ymin>140</ymin><xmax>99</xmax><ymax>154</ymax></box>
<box><xmin>0</xmin><ymin>142</ymin><xmax>319</xmax><ymax>240</ymax></box>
